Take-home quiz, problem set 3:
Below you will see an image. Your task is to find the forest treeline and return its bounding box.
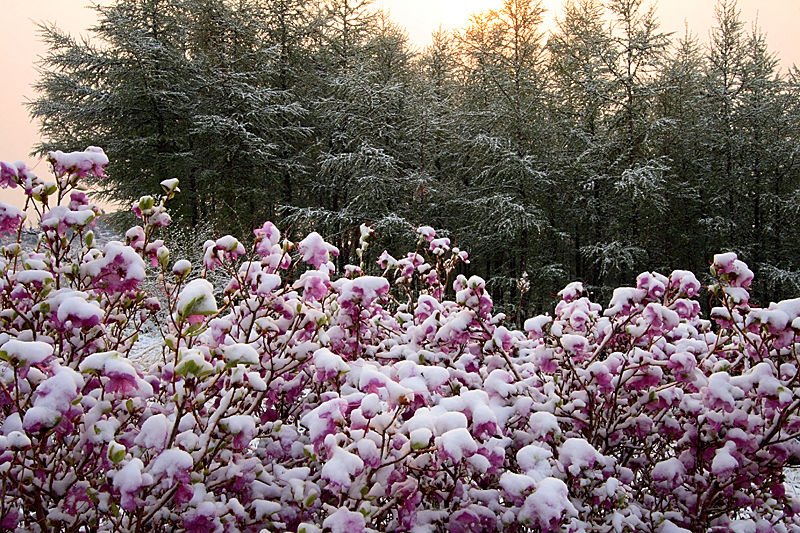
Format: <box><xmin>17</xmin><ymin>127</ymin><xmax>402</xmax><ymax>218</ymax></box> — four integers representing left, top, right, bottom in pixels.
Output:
<box><xmin>30</xmin><ymin>0</ymin><xmax>800</xmax><ymax>313</ymax></box>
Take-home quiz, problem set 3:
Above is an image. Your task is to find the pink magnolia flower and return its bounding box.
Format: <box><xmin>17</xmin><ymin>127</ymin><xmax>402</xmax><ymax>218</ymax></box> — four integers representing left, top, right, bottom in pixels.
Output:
<box><xmin>82</xmin><ymin>242</ymin><xmax>146</xmax><ymax>295</ymax></box>
<box><xmin>669</xmin><ymin>269</ymin><xmax>701</xmax><ymax>297</ymax></box>
<box><xmin>636</xmin><ymin>271</ymin><xmax>667</xmax><ymax>300</ymax></box>
<box><xmin>429</xmin><ymin>237</ymin><xmax>450</xmax><ymax>255</ymax></box>
<box><xmin>713</xmin><ymin>252</ymin><xmax>754</xmax><ymax>288</ymax></box>
<box><xmin>416</xmin><ymin>225</ymin><xmax>436</xmax><ymax>242</ymax></box>
<box><xmin>0</xmin><ymin>202</ymin><xmax>23</xmax><ymax>237</ymax></box>
<box><xmin>377</xmin><ymin>250</ymin><xmax>398</xmax><ymax>270</ymax></box>
<box><xmin>113</xmin><ymin>459</ymin><xmax>146</xmax><ymax>511</ymax></box>
<box><xmin>298</xmin><ymin>231</ymin><xmax>339</xmax><ymax>269</ymax></box>
<box><xmin>203</xmin><ymin>236</ymin><xmax>246</xmax><ymax>271</ymax></box>
<box><xmin>448</xmin><ymin>508</ymin><xmax>481</xmax><ymax>533</ymax></box>
<box><xmin>558</xmin><ymin>281</ymin><xmax>584</xmax><ymax>303</ymax></box>
<box><xmin>254</xmin><ymin>221</ymin><xmax>281</xmax><ymax>256</ymax></box>
<box><xmin>323</xmin><ymin>508</ymin><xmax>366</xmax><ymax>533</ymax></box>
<box><xmin>182</xmin><ymin>502</ymin><xmax>220</xmax><ymax>533</ymax></box>
<box><xmin>68</xmin><ymin>191</ymin><xmax>89</xmax><ymax>210</ymax></box>
<box><xmin>104</xmin><ymin>359</ymin><xmax>140</xmax><ymax>395</ymax></box>
<box><xmin>0</xmin><ymin>161</ymin><xmax>18</xmax><ymax>188</ymax></box>
<box><xmin>47</xmin><ymin>146</ymin><xmax>109</xmax><ymax>178</ymax></box>
<box><xmin>1</xmin><ymin>508</ymin><xmax>19</xmax><ymax>530</ymax></box>
<box><xmin>222</xmin><ymin>415</ymin><xmax>257</xmax><ymax>450</ymax></box>
<box><xmin>296</xmin><ymin>270</ymin><xmax>330</xmax><ymax>301</ymax></box>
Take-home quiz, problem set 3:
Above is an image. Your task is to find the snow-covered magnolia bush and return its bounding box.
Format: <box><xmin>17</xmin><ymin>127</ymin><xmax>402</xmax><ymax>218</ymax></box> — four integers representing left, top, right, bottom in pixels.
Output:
<box><xmin>2</xmin><ymin>149</ymin><xmax>800</xmax><ymax>532</ymax></box>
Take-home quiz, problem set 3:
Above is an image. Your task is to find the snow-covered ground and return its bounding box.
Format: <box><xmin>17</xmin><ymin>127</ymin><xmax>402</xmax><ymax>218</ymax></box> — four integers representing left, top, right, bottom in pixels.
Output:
<box><xmin>128</xmin><ymin>326</ymin><xmax>164</xmax><ymax>371</ymax></box>
<box><xmin>3</xmin><ymin>221</ymin><xmax>166</xmax><ymax>371</ymax></box>
<box><xmin>786</xmin><ymin>469</ymin><xmax>800</xmax><ymax>497</ymax></box>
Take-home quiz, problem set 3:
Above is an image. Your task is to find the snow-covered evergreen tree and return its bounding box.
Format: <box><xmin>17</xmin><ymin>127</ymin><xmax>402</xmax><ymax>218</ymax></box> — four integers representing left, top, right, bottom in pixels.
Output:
<box><xmin>27</xmin><ymin>0</ymin><xmax>800</xmax><ymax>312</ymax></box>
<box><xmin>31</xmin><ymin>0</ymin><xmax>310</xmax><ymax>234</ymax></box>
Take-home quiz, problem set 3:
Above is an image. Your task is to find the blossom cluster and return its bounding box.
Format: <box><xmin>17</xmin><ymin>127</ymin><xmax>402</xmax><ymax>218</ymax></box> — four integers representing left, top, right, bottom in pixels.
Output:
<box><xmin>1</xmin><ymin>150</ymin><xmax>800</xmax><ymax>532</ymax></box>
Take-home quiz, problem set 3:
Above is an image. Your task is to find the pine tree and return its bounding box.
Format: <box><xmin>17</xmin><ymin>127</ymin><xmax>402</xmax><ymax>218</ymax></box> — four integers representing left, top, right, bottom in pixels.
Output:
<box><xmin>731</xmin><ymin>23</ymin><xmax>800</xmax><ymax>300</ymax></box>
<box><xmin>30</xmin><ymin>0</ymin><xmax>310</xmax><ymax>234</ymax></box>
<box><xmin>27</xmin><ymin>0</ymin><xmax>800</xmax><ymax>308</ymax></box>
<box><xmin>700</xmin><ymin>0</ymin><xmax>748</xmax><ymax>255</ymax></box>
<box><xmin>547</xmin><ymin>0</ymin><xmax>615</xmax><ymax>285</ymax></box>
<box><xmin>589</xmin><ymin>0</ymin><xmax>669</xmax><ymax>288</ymax></box>
<box><xmin>286</xmin><ymin>1</ymin><xmax>429</xmax><ymax>262</ymax></box>
<box><xmin>652</xmin><ymin>29</ymin><xmax>709</xmax><ymax>274</ymax></box>
<box><xmin>454</xmin><ymin>0</ymin><xmax>559</xmax><ymax>310</ymax></box>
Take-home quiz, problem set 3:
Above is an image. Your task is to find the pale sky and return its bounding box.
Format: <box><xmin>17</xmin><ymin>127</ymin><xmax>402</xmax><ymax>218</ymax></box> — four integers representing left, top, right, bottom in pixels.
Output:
<box><xmin>2</xmin><ymin>0</ymin><xmax>799</xmax><ymax>208</ymax></box>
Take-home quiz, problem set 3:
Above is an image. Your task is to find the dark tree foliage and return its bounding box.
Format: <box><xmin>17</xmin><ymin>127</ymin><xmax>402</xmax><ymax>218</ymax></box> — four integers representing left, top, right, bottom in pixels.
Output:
<box><xmin>30</xmin><ymin>0</ymin><xmax>800</xmax><ymax>314</ymax></box>
<box><xmin>31</xmin><ymin>0</ymin><xmax>307</xmax><ymax>234</ymax></box>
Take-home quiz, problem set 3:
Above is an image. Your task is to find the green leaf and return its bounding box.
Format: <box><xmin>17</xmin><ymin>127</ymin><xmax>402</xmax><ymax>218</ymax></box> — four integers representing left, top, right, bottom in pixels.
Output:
<box><xmin>107</xmin><ymin>441</ymin><xmax>126</xmax><ymax>464</ymax></box>
<box><xmin>304</xmin><ymin>493</ymin><xmax>317</xmax><ymax>507</ymax></box>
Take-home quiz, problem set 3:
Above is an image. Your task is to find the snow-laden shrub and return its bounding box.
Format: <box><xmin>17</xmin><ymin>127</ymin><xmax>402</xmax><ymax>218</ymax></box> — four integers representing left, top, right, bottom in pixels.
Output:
<box><xmin>2</xmin><ymin>150</ymin><xmax>800</xmax><ymax>532</ymax></box>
